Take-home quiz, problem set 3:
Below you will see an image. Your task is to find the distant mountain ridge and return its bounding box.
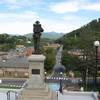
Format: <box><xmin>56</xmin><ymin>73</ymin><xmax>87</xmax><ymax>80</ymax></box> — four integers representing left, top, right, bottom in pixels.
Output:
<box><xmin>25</xmin><ymin>32</ymin><xmax>64</xmax><ymax>40</ymax></box>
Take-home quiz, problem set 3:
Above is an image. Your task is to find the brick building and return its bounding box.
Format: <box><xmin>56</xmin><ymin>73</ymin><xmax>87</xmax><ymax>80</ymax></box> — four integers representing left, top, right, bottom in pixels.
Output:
<box><xmin>0</xmin><ymin>56</ymin><xmax>29</xmax><ymax>78</ymax></box>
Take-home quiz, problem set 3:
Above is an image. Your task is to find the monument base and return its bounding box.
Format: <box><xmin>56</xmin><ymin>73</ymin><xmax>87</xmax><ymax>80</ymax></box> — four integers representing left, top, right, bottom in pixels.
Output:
<box><xmin>18</xmin><ymin>54</ymin><xmax>56</xmax><ymax>100</ymax></box>
<box><xmin>18</xmin><ymin>85</ymin><xmax>56</xmax><ymax>100</ymax></box>
<box><xmin>26</xmin><ymin>75</ymin><xmax>45</xmax><ymax>89</ymax></box>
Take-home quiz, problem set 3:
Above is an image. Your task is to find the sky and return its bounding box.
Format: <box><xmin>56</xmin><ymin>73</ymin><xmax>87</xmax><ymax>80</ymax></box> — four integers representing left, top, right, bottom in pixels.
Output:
<box><xmin>0</xmin><ymin>0</ymin><xmax>100</xmax><ymax>35</ymax></box>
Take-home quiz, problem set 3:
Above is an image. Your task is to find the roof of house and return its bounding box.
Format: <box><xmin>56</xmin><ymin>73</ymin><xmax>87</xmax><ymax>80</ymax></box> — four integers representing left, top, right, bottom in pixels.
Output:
<box><xmin>0</xmin><ymin>56</ymin><xmax>29</xmax><ymax>68</ymax></box>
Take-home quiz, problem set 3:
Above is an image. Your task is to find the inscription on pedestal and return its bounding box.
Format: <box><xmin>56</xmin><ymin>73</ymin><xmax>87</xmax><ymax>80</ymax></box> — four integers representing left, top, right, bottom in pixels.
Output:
<box><xmin>32</xmin><ymin>69</ymin><xmax>40</xmax><ymax>74</ymax></box>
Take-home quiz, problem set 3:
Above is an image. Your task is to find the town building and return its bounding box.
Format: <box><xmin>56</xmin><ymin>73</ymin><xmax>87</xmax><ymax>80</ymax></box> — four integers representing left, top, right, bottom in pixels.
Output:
<box><xmin>43</xmin><ymin>43</ymin><xmax>61</xmax><ymax>50</ymax></box>
<box><xmin>0</xmin><ymin>56</ymin><xmax>29</xmax><ymax>78</ymax></box>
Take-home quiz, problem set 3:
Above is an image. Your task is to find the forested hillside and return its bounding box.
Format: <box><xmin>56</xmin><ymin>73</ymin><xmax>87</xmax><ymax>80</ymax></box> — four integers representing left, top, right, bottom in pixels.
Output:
<box><xmin>57</xmin><ymin>18</ymin><xmax>100</xmax><ymax>75</ymax></box>
<box><xmin>57</xmin><ymin>18</ymin><xmax>100</xmax><ymax>50</ymax></box>
<box><xmin>0</xmin><ymin>33</ymin><xmax>31</xmax><ymax>51</ymax></box>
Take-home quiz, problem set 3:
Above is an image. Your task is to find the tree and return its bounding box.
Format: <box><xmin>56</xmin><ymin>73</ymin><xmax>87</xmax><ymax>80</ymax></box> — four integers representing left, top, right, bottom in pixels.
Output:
<box><xmin>44</xmin><ymin>48</ymin><xmax>56</xmax><ymax>72</ymax></box>
<box><xmin>61</xmin><ymin>50</ymin><xmax>81</xmax><ymax>71</ymax></box>
<box><xmin>0</xmin><ymin>33</ymin><xmax>29</xmax><ymax>51</ymax></box>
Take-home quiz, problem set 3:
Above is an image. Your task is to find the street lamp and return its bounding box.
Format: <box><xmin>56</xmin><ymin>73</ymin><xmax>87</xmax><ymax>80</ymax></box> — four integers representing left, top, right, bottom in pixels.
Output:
<box><xmin>94</xmin><ymin>40</ymin><xmax>99</xmax><ymax>90</ymax></box>
<box><xmin>59</xmin><ymin>72</ymin><xmax>63</xmax><ymax>93</ymax></box>
<box><xmin>45</xmin><ymin>71</ymin><xmax>47</xmax><ymax>83</ymax></box>
<box><xmin>0</xmin><ymin>79</ymin><xmax>2</xmax><ymax>84</ymax></box>
<box><xmin>56</xmin><ymin>91</ymin><xmax>59</xmax><ymax>100</ymax></box>
<box><xmin>86</xmin><ymin>68</ymin><xmax>88</xmax><ymax>91</ymax></box>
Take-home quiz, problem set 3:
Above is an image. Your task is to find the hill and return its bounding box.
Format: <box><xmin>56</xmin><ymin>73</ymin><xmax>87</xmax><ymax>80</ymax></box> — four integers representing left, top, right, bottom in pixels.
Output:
<box><xmin>67</xmin><ymin>18</ymin><xmax>100</xmax><ymax>38</ymax></box>
<box><xmin>56</xmin><ymin>18</ymin><xmax>100</xmax><ymax>50</ymax></box>
<box><xmin>25</xmin><ymin>32</ymin><xmax>64</xmax><ymax>40</ymax></box>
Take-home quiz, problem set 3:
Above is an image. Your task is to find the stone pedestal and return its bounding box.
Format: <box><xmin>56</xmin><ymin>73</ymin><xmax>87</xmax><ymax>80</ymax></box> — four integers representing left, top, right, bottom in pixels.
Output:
<box><xmin>18</xmin><ymin>54</ymin><xmax>56</xmax><ymax>100</ymax></box>
<box><xmin>27</xmin><ymin>54</ymin><xmax>45</xmax><ymax>88</ymax></box>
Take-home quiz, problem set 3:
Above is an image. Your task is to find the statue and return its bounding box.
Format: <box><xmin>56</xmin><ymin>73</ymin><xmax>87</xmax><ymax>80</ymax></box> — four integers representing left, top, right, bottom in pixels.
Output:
<box><xmin>33</xmin><ymin>21</ymin><xmax>44</xmax><ymax>54</ymax></box>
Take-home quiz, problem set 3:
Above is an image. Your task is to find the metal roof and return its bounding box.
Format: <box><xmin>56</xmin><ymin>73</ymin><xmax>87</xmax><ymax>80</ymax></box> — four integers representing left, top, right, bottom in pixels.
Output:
<box><xmin>0</xmin><ymin>56</ymin><xmax>29</xmax><ymax>68</ymax></box>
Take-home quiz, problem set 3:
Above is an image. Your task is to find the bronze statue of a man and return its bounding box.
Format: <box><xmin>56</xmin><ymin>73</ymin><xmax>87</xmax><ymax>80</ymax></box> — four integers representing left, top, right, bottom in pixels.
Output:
<box><xmin>33</xmin><ymin>21</ymin><xmax>44</xmax><ymax>54</ymax></box>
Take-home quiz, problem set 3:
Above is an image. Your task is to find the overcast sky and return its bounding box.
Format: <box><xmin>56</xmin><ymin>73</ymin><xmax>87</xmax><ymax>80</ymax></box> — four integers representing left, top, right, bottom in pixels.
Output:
<box><xmin>0</xmin><ymin>0</ymin><xmax>100</xmax><ymax>35</ymax></box>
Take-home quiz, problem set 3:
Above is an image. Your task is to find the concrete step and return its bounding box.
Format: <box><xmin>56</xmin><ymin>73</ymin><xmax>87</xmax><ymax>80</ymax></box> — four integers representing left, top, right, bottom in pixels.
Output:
<box><xmin>18</xmin><ymin>90</ymin><xmax>53</xmax><ymax>100</ymax></box>
<box><xmin>18</xmin><ymin>85</ymin><xmax>57</xmax><ymax>100</ymax></box>
<box><xmin>21</xmin><ymin>86</ymin><xmax>50</xmax><ymax>96</ymax></box>
<box><xmin>21</xmin><ymin>88</ymin><xmax>50</xmax><ymax>96</ymax></box>
<box><xmin>19</xmin><ymin>96</ymin><xmax>52</xmax><ymax>100</ymax></box>
<box><xmin>18</xmin><ymin>88</ymin><xmax>56</xmax><ymax>100</ymax></box>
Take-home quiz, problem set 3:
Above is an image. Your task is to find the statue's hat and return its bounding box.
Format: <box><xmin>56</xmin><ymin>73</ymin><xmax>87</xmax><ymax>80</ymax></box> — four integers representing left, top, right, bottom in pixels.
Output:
<box><xmin>35</xmin><ymin>21</ymin><xmax>40</xmax><ymax>24</ymax></box>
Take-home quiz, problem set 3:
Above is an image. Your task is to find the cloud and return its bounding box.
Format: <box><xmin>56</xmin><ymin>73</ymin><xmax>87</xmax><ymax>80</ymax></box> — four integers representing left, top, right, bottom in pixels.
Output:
<box><xmin>2</xmin><ymin>0</ymin><xmax>18</xmax><ymax>4</ymax></box>
<box><xmin>0</xmin><ymin>10</ymin><xmax>92</xmax><ymax>35</ymax></box>
<box><xmin>0</xmin><ymin>11</ymin><xmax>39</xmax><ymax>22</ymax></box>
<box><xmin>50</xmin><ymin>1</ymin><xmax>80</xmax><ymax>13</ymax></box>
<box><xmin>0</xmin><ymin>11</ymin><xmax>40</xmax><ymax>34</ymax></box>
<box><xmin>0</xmin><ymin>11</ymin><xmax>83</xmax><ymax>35</ymax></box>
<box><xmin>83</xmin><ymin>2</ymin><xmax>100</xmax><ymax>11</ymax></box>
<box><xmin>0</xmin><ymin>0</ymin><xmax>99</xmax><ymax>35</ymax></box>
<box><xmin>0</xmin><ymin>0</ymin><xmax>43</xmax><ymax>10</ymax></box>
<box><xmin>7</xmin><ymin>5</ymin><xmax>21</xmax><ymax>9</ymax></box>
<box><xmin>41</xmin><ymin>19</ymin><xmax>84</xmax><ymax>33</ymax></box>
<box><xmin>62</xmin><ymin>15</ymin><xmax>81</xmax><ymax>21</ymax></box>
<box><xmin>50</xmin><ymin>0</ymin><xmax>100</xmax><ymax>13</ymax></box>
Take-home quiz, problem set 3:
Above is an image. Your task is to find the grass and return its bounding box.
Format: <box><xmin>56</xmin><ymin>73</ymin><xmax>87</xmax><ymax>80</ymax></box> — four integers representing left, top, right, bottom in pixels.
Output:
<box><xmin>0</xmin><ymin>85</ymin><xmax>21</xmax><ymax>89</ymax></box>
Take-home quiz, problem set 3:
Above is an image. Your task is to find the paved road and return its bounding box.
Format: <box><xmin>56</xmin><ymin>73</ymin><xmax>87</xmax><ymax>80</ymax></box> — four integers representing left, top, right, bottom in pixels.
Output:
<box><xmin>51</xmin><ymin>46</ymin><xmax>66</xmax><ymax>78</ymax></box>
<box><xmin>53</xmin><ymin>46</ymin><xmax>64</xmax><ymax>71</ymax></box>
<box><xmin>56</xmin><ymin>46</ymin><xmax>63</xmax><ymax>65</ymax></box>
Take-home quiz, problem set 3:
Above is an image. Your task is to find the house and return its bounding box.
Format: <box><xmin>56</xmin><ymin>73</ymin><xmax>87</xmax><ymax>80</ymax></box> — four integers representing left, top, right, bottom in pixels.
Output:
<box><xmin>0</xmin><ymin>56</ymin><xmax>29</xmax><ymax>78</ymax></box>
<box><xmin>43</xmin><ymin>43</ymin><xmax>60</xmax><ymax>50</ymax></box>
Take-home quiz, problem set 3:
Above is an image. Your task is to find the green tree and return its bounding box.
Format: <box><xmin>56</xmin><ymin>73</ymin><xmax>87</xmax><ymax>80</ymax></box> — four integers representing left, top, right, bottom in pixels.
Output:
<box><xmin>61</xmin><ymin>50</ymin><xmax>81</xmax><ymax>71</ymax></box>
<box><xmin>0</xmin><ymin>33</ymin><xmax>29</xmax><ymax>51</ymax></box>
<box><xmin>44</xmin><ymin>48</ymin><xmax>56</xmax><ymax>72</ymax></box>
